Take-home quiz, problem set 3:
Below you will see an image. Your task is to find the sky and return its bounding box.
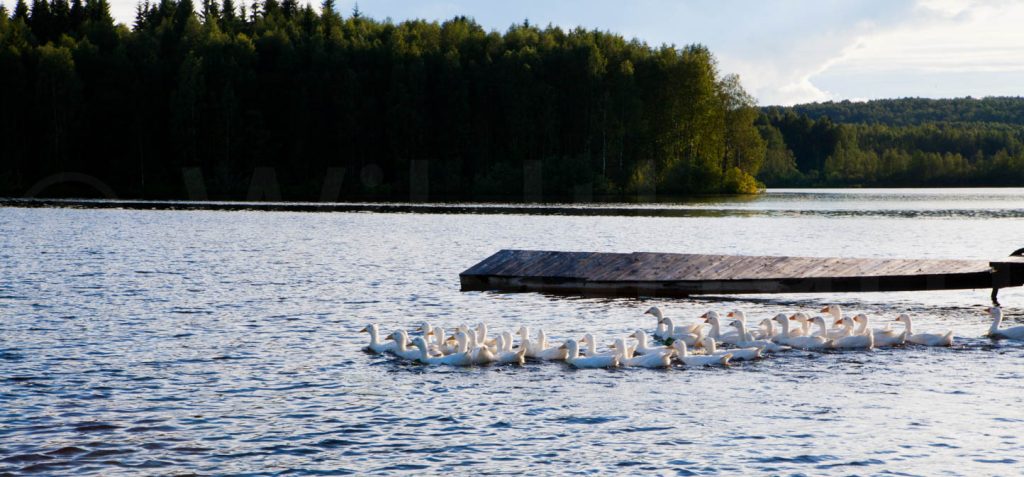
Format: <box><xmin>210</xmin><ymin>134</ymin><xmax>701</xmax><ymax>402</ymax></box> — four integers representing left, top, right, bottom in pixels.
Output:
<box><xmin>100</xmin><ymin>0</ymin><xmax>1024</xmax><ymax>105</ymax></box>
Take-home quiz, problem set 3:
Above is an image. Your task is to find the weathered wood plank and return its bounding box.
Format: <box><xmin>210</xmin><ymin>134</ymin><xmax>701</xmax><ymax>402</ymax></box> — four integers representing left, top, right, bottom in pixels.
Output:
<box><xmin>460</xmin><ymin>249</ymin><xmax>1023</xmax><ymax>297</ymax></box>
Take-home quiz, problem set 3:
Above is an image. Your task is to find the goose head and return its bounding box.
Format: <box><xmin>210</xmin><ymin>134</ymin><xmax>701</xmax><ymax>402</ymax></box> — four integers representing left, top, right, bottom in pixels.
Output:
<box><xmin>453</xmin><ymin>331</ymin><xmax>469</xmax><ymax>352</ymax></box>
<box><xmin>894</xmin><ymin>314</ymin><xmax>913</xmax><ymax>333</ymax></box>
<box><xmin>416</xmin><ymin>322</ymin><xmax>432</xmax><ymax>334</ymax></box>
<box><xmin>702</xmin><ymin>336</ymin><xmax>718</xmax><ymax>353</ymax></box>
<box><xmin>559</xmin><ymin>339</ymin><xmax>580</xmax><ymax>359</ymax></box>
<box><xmin>644</xmin><ymin>306</ymin><xmax>664</xmax><ymax>319</ymax></box>
<box><xmin>613</xmin><ymin>338</ymin><xmax>628</xmax><ymax>355</ymax></box>
<box><xmin>771</xmin><ymin>313</ymin><xmax>791</xmax><ymax>333</ymax></box>
<box><xmin>852</xmin><ymin>313</ymin><xmax>870</xmax><ymax>333</ymax></box>
<box><xmin>726</xmin><ymin>310</ymin><xmax>746</xmax><ymax>321</ymax></box>
<box><xmin>700</xmin><ymin>311</ymin><xmax>720</xmax><ymax>322</ymax></box>
<box><xmin>821</xmin><ymin>304</ymin><xmax>842</xmax><ymax>321</ymax></box>
<box><xmin>985</xmin><ymin>306</ymin><xmax>1003</xmax><ymax>332</ymax></box>
<box><xmin>671</xmin><ymin>339</ymin><xmax>690</xmax><ymax>357</ymax></box>
<box><xmin>703</xmin><ymin>313</ymin><xmax>724</xmax><ymax>331</ymax></box>
<box><xmin>387</xmin><ymin>330</ymin><xmax>410</xmax><ymax>350</ymax></box>
<box><xmin>809</xmin><ymin>315</ymin><xmax>829</xmax><ymax>332</ymax></box>
<box><xmin>630</xmin><ymin>329</ymin><xmax>647</xmax><ymax>344</ymax></box>
<box><xmin>501</xmin><ymin>331</ymin><xmax>514</xmax><ymax>351</ymax></box>
<box><xmin>517</xmin><ymin>325</ymin><xmax>530</xmax><ymax>339</ymax></box>
<box><xmin>411</xmin><ymin>336</ymin><xmax>429</xmax><ymax>351</ymax></box>
<box><xmin>836</xmin><ymin>316</ymin><xmax>856</xmax><ymax>330</ymax></box>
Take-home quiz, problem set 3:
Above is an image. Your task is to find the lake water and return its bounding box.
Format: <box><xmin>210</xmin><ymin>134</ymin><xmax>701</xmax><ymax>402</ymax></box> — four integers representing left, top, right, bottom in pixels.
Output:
<box><xmin>2</xmin><ymin>188</ymin><xmax>1024</xmax><ymax>475</ymax></box>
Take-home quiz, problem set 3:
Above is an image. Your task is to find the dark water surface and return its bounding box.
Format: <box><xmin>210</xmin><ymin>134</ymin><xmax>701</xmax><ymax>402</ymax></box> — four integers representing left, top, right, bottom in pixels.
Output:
<box><xmin>2</xmin><ymin>189</ymin><xmax>1024</xmax><ymax>475</ymax></box>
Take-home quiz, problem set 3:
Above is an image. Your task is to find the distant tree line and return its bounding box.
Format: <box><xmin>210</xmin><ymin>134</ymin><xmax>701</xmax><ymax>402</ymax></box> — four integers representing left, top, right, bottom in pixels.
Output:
<box><xmin>0</xmin><ymin>0</ymin><xmax>768</xmax><ymax>201</ymax></box>
<box><xmin>758</xmin><ymin>98</ymin><xmax>1024</xmax><ymax>187</ymax></box>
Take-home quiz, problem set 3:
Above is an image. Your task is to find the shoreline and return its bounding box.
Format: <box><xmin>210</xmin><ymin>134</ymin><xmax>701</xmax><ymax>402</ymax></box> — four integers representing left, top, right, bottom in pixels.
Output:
<box><xmin>3</xmin><ymin>193</ymin><xmax>1024</xmax><ymax>219</ymax></box>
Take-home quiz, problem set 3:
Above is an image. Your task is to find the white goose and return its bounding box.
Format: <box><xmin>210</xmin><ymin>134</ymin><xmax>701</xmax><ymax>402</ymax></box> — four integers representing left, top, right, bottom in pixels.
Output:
<box><xmin>616</xmin><ymin>338</ymin><xmax>673</xmax><ymax>368</ymax></box>
<box><xmin>492</xmin><ymin>334</ymin><xmax>527</xmax><ymax>365</ymax></box>
<box><xmin>431</xmin><ymin>327</ymin><xmax>459</xmax><ymax>355</ymax></box>
<box><xmin>786</xmin><ymin>312</ymin><xmax>812</xmax><ymax>337</ymax></box>
<box><xmin>517</xmin><ymin>326</ymin><xmax>544</xmax><ymax>357</ymax></box>
<box><xmin>645</xmin><ymin>306</ymin><xmax>670</xmax><ymax>340</ymax></box>
<box><xmin>771</xmin><ymin>314</ymin><xmax>831</xmax><ymax>349</ymax></box>
<box><xmin>411</xmin><ymin>337</ymin><xmax>473</xmax><ymax>366</ymax></box>
<box><xmin>579</xmin><ymin>333</ymin><xmax>618</xmax><ymax>357</ymax></box>
<box><xmin>729</xmin><ymin>319</ymin><xmax>791</xmax><ymax>352</ymax></box>
<box><xmin>820</xmin><ymin>304</ymin><xmax>856</xmax><ymax>337</ymax></box>
<box><xmin>388</xmin><ymin>330</ymin><xmax>424</xmax><ymax>360</ymax></box>
<box><xmin>853</xmin><ymin>314</ymin><xmax>905</xmax><ymax>347</ymax></box>
<box><xmin>829</xmin><ymin>317</ymin><xmax>874</xmax><ymax>349</ymax></box>
<box><xmin>894</xmin><ymin>314</ymin><xmax>953</xmax><ymax>346</ymax></box>
<box><xmin>755</xmin><ymin>318</ymin><xmax>776</xmax><ymax>340</ymax></box>
<box><xmin>659</xmin><ymin>317</ymin><xmax>702</xmax><ymax>347</ymax></box>
<box><xmin>359</xmin><ymin>324</ymin><xmax>397</xmax><ymax>353</ymax></box>
<box><xmin>806</xmin><ymin>314</ymin><xmax>848</xmax><ymax>340</ymax></box>
<box><xmin>671</xmin><ymin>340</ymin><xmax>731</xmax><ymax>367</ymax></box>
<box><xmin>630</xmin><ymin>330</ymin><xmax>666</xmax><ymax>355</ymax></box>
<box><xmin>522</xmin><ymin>335</ymin><xmax>568</xmax><ymax>361</ymax></box>
<box><xmin>705</xmin><ymin>311</ymin><xmax>742</xmax><ymax>344</ymax></box>
<box><xmin>562</xmin><ymin>339</ymin><xmax>619</xmax><ymax>369</ymax></box>
<box><xmin>985</xmin><ymin>307</ymin><xmax>1024</xmax><ymax>341</ymax></box>
<box><xmin>703</xmin><ymin>336</ymin><xmax>762</xmax><ymax>361</ymax></box>
<box><xmin>475</xmin><ymin>322</ymin><xmax>498</xmax><ymax>349</ymax></box>
<box><xmin>465</xmin><ymin>331</ymin><xmax>496</xmax><ymax>364</ymax></box>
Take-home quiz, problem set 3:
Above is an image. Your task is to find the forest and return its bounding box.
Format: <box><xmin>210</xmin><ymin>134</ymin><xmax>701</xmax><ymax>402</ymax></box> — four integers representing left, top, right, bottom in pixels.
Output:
<box><xmin>760</xmin><ymin>98</ymin><xmax>1024</xmax><ymax>187</ymax></box>
<box><xmin>0</xmin><ymin>0</ymin><xmax>767</xmax><ymax>201</ymax></box>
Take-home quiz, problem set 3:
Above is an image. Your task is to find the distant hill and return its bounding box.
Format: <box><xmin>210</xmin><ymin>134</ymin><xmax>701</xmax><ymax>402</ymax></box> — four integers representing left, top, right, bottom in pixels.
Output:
<box><xmin>763</xmin><ymin>97</ymin><xmax>1024</xmax><ymax>126</ymax></box>
<box><xmin>754</xmin><ymin>96</ymin><xmax>1024</xmax><ymax>187</ymax></box>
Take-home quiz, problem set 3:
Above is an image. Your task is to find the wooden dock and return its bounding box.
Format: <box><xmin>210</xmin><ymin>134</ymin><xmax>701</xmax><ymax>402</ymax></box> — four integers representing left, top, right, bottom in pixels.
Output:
<box><xmin>460</xmin><ymin>249</ymin><xmax>1024</xmax><ymax>301</ymax></box>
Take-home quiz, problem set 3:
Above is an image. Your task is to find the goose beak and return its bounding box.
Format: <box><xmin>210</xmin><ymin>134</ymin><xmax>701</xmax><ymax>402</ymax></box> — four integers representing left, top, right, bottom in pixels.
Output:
<box><xmin>558</xmin><ymin>344</ymin><xmax>567</xmax><ymax>350</ymax></box>
<box><xmin>629</xmin><ymin>332</ymin><xmax>637</xmax><ymax>338</ymax></box>
<box><xmin>699</xmin><ymin>312</ymin><xmax>708</xmax><ymax>318</ymax></box>
<box><xmin>726</xmin><ymin>312</ymin><xmax>734</xmax><ymax>317</ymax></box>
<box><xmin>834</xmin><ymin>319</ymin><xmax>843</xmax><ymax>325</ymax></box>
<box><xmin>983</xmin><ymin>307</ymin><xmax>991</xmax><ymax>313</ymax></box>
<box><xmin>359</xmin><ymin>327</ymin><xmax>368</xmax><ymax>333</ymax></box>
<box><xmin>384</xmin><ymin>335</ymin><xmax>395</xmax><ymax>341</ymax></box>
<box><xmin>820</xmin><ymin>306</ymin><xmax>830</xmax><ymax>312</ymax></box>
<box><xmin>788</xmin><ymin>316</ymin><xmax>796</xmax><ymax>320</ymax></box>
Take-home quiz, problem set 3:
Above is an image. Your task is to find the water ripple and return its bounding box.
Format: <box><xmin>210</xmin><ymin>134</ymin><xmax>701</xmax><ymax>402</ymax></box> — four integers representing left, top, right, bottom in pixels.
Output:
<box><xmin>3</xmin><ymin>196</ymin><xmax>1024</xmax><ymax>474</ymax></box>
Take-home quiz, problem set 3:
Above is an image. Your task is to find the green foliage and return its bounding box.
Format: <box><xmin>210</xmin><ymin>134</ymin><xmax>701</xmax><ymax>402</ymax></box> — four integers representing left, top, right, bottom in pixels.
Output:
<box><xmin>758</xmin><ymin>98</ymin><xmax>1024</xmax><ymax>187</ymax></box>
<box><xmin>1</xmin><ymin>1</ymin><xmax>767</xmax><ymax>199</ymax></box>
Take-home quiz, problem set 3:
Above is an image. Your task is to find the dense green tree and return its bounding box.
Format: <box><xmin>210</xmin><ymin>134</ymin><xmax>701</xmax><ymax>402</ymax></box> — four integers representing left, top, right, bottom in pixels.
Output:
<box><xmin>759</xmin><ymin>99</ymin><xmax>1024</xmax><ymax>187</ymax></box>
<box><xmin>0</xmin><ymin>2</ymin><xmax>867</xmax><ymax>200</ymax></box>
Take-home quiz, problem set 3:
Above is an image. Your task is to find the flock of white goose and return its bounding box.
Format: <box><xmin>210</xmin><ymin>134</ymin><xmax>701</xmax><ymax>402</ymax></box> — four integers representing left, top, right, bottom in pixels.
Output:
<box><xmin>360</xmin><ymin>305</ymin><xmax>1024</xmax><ymax>369</ymax></box>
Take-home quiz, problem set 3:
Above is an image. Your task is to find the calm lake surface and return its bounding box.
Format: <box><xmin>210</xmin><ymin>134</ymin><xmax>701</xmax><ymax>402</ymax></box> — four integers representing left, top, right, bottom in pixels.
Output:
<box><xmin>2</xmin><ymin>188</ymin><xmax>1024</xmax><ymax>475</ymax></box>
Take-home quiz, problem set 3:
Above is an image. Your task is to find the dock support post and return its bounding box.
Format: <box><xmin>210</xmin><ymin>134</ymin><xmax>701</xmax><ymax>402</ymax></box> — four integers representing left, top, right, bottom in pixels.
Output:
<box><xmin>992</xmin><ymin>288</ymin><xmax>1001</xmax><ymax>306</ymax></box>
